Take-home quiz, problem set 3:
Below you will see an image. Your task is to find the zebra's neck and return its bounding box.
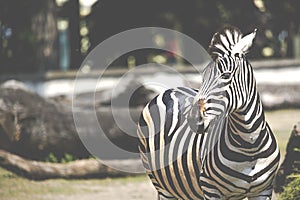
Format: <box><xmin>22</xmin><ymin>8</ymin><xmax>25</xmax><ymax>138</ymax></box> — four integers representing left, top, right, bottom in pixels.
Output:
<box><xmin>227</xmin><ymin>91</ymin><xmax>266</xmax><ymax>144</ymax></box>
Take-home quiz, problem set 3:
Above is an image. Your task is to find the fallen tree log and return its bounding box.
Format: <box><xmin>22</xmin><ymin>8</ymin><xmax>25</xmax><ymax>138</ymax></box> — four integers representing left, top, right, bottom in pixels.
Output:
<box><xmin>0</xmin><ymin>149</ymin><xmax>144</xmax><ymax>180</ymax></box>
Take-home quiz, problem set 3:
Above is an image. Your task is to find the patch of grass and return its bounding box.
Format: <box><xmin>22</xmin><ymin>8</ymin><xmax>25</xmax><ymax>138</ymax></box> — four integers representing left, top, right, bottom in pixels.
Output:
<box><xmin>0</xmin><ymin>166</ymin><xmax>149</xmax><ymax>200</ymax></box>
<box><xmin>0</xmin><ymin>167</ymin><xmax>76</xmax><ymax>200</ymax></box>
<box><xmin>45</xmin><ymin>152</ymin><xmax>58</xmax><ymax>163</ymax></box>
<box><xmin>45</xmin><ymin>153</ymin><xmax>76</xmax><ymax>163</ymax></box>
<box><xmin>60</xmin><ymin>153</ymin><xmax>75</xmax><ymax>163</ymax></box>
<box><xmin>279</xmin><ymin>174</ymin><xmax>300</xmax><ymax>200</ymax></box>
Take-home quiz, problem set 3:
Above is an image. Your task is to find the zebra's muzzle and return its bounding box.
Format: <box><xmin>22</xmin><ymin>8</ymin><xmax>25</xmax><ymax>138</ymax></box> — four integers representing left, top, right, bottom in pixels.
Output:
<box><xmin>199</xmin><ymin>99</ymin><xmax>206</xmax><ymax>115</ymax></box>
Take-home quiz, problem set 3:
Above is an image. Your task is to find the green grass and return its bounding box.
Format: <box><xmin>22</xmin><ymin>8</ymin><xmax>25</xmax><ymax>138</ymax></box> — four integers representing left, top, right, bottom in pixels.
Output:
<box><xmin>0</xmin><ymin>168</ymin><xmax>77</xmax><ymax>199</ymax></box>
<box><xmin>279</xmin><ymin>174</ymin><xmax>300</xmax><ymax>199</ymax></box>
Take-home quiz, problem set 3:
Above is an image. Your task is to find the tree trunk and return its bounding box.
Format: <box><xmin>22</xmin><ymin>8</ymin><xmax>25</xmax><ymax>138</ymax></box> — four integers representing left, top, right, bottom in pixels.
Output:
<box><xmin>31</xmin><ymin>0</ymin><xmax>58</xmax><ymax>71</ymax></box>
<box><xmin>0</xmin><ymin>149</ymin><xmax>143</xmax><ymax>180</ymax></box>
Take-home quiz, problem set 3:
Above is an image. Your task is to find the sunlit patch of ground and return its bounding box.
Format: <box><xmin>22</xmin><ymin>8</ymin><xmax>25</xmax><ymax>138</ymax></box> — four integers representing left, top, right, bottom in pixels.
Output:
<box><xmin>265</xmin><ymin>109</ymin><xmax>300</xmax><ymax>160</ymax></box>
<box><xmin>0</xmin><ymin>168</ymin><xmax>156</xmax><ymax>200</ymax></box>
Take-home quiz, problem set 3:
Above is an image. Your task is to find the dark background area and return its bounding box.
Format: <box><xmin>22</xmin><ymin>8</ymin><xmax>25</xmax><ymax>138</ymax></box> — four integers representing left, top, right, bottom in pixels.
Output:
<box><xmin>0</xmin><ymin>0</ymin><xmax>299</xmax><ymax>74</ymax></box>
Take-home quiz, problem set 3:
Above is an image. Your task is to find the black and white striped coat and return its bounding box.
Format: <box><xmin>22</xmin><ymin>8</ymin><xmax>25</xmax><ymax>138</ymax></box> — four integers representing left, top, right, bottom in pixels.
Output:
<box><xmin>137</xmin><ymin>26</ymin><xmax>280</xmax><ymax>199</ymax></box>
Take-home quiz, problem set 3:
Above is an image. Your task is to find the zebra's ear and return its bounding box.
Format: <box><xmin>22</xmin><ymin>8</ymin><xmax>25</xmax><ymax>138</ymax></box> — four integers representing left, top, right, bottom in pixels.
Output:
<box><xmin>231</xmin><ymin>29</ymin><xmax>257</xmax><ymax>56</ymax></box>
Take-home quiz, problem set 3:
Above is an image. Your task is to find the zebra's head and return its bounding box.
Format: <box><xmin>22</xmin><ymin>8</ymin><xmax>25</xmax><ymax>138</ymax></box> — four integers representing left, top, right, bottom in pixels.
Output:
<box><xmin>187</xmin><ymin>26</ymin><xmax>257</xmax><ymax>134</ymax></box>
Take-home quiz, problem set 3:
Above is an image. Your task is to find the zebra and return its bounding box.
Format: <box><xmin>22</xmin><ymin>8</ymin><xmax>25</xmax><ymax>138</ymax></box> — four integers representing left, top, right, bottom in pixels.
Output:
<box><xmin>137</xmin><ymin>26</ymin><xmax>280</xmax><ymax>199</ymax></box>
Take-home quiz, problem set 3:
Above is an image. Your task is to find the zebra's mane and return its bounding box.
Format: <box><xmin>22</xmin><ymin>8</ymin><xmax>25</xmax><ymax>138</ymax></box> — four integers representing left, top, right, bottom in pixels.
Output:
<box><xmin>208</xmin><ymin>26</ymin><xmax>243</xmax><ymax>60</ymax></box>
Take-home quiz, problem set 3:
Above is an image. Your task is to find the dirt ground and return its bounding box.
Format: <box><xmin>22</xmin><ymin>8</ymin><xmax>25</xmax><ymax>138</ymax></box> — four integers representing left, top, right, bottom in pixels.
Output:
<box><xmin>0</xmin><ymin>166</ymin><xmax>281</xmax><ymax>200</ymax></box>
<box><xmin>0</xmin><ymin>167</ymin><xmax>157</xmax><ymax>200</ymax></box>
<box><xmin>35</xmin><ymin>176</ymin><xmax>157</xmax><ymax>200</ymax></box>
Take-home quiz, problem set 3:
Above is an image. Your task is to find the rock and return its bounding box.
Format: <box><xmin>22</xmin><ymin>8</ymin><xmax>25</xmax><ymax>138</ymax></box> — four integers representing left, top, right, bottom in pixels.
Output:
<box><xmin>0</xmin><ymin>79</ymin><xmax>152</xmax><ymax>161</ymax></box>
<box><xmin>0</xmin><ymin>81</ymin><xmax>88</xmax><ymax>160</ymax></box>
<box><xmin>0</xmin><ymin>79</ymin><xmax>34</xmax><ymax>93</ymax></box>
<box><xmin>274</xmin><ymin>122</ymin><xmax>300</xmax><ymax>193</ymax></box>
<box><xmin>99</xmin><ymin>79</ymin><xmax>156</xmax><ymax>108</ymax></box>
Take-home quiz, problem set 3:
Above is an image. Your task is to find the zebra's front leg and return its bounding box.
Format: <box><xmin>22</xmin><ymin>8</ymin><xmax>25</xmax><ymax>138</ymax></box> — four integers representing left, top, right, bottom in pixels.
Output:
<box><xmin>248</xmin><ymin>196</ymin><xmax>271</xmax><ymax>200</ymax></box>
<box><xmin>248</xmin><ymin>188</ymin><xmax>273</xmax><ymax>200</ymax></box>
<box><xmin>158</xmin><ymin>193</ymin><xmax>177</xmax><ymax>200</ymax></box>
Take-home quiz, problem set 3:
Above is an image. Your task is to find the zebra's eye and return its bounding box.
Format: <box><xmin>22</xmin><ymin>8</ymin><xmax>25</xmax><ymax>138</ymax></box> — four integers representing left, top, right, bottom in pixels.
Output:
<box><xmin>221</xmin><ymin>72</ymin><xmax>231</xmax><ymax>79</ymax></box>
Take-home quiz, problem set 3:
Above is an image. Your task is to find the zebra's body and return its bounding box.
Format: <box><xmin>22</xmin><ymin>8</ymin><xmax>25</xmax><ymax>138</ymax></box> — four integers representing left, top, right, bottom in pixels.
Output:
<box><xmin>138</xmin><ymin>87</ymin><xmax>204</xmax><ymax>199</ymax></box>
<box><xmin>137</xmin><ymin>26</ymin><xmax>280</xmax><ymax>199</ymax></box>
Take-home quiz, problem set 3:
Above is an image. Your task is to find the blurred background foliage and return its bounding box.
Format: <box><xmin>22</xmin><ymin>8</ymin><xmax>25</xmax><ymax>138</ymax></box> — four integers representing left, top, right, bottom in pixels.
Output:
<box><xmin>0</xmin><ymin>0</ymin><xmax>299</xmax><ymax>74</ymax></box>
